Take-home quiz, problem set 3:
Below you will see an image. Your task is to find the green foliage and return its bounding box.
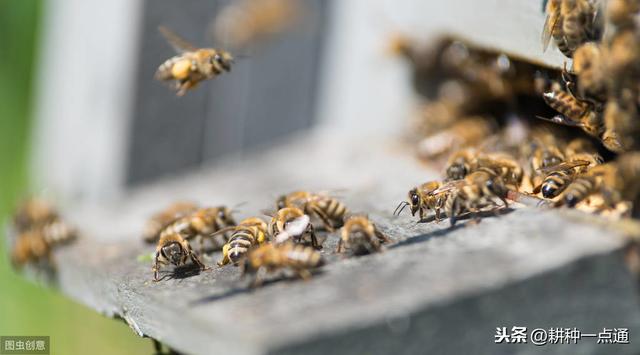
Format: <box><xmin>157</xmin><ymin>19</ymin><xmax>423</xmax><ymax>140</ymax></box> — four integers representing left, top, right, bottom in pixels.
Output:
<box><xmin>0</xmin><ymin>1</ymin><xmax>150</xmax><ymax>354</ymax></box>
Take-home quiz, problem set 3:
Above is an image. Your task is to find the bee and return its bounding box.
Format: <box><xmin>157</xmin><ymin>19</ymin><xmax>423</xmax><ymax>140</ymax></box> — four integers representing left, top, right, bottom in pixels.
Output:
<box><xmin>417</xmin><ymin>116</ymin><xmax>497</xmax><ymax>159</ymax></box>
<box><xmin>394</xmin><ymin>181</ymin><xmax>450</xmax><ymax>222</ymax></box>
<box><xmin>534</xmin><ymin>138</ymin><xmax>602</xmax><ymax>198</ymax></box>
<box><xmin>603</xmin><ymin>94</ymin><xmax>639</xmax><ymax>153</ymax></box>
<box><xmin>276</xmin><ymin>191</ymin><xmax>347</xmax><ymax>231</ymax></box>
<box><xmin>606</xmin><ymin>0</ymin><xmax>640</xmax><ymax>29</ymax></box>
<box><xmin>444</xmin><ymin>170</ymin><xmax>509</xmax><ymax>226</ymax></box>
<box><xmin>142</xmin><ymin>201</ymin><xmax>199</xmax><ymax>244</ymax></box>
<box><xmin>604</xmin><ymin>29</ymin><xmax>640</xmax><ymax>98</ymax></box>
<box><xmin>11</xmin><ymin>220</ymin><xmax>77</xmax><ymax>269</ymax></box>
<box><xmin>540</xmin><ymin>81</ymin><xmax>604</xmax><ymax>139</ymax></box>
<box><xmin>155</xmin><ymin>26</ymin><xmax>234</xmax><ymax>96</ymax></box>
<box><xmin>241</xmin><ymin>242</ymin><xmax>324</xmax><ymax>287</ymax></box>
<box><xmin>13</xmin><ymin>198</ymin><xmax>59</xmax><ymax>232</ymax></box>
<box><xmin>268</xmin><ymin>207</ymin><xmax>320</xmax><ymax>249</ymax></box>
<box><xmin>571</xmin><ymin>43</ymin><xmax>607</xmax><ymax>102</ymax></box>
<box><xmin>158</xmin><ymin>206</ymin><xmax>237</xmax><ymax>252</ymax></box>
<box><xmin>445</xmin><ymin>149</ymin><xmax>478</xmax><ymax>181</ymax></box>
<box><xmin>152</xmin><ymin>232</ymin><xmax>206</xmax><ymax>281</ymax></box>
<box><xmin>474</xmin><ymin>153</ymin><xmax>524</xmax><ymax>191</ymax></box>
<box><xmin>212</xmin><ymin>0</ymin><xmax>300</xmax><ymax>49</ymax></box>
<box><xmin>543</xmin><ymin>0</ymin><xmax>602</xmax><ymax>58</ymax></box>
<box><xmin>336</xmin><ymin>216</ymin><xmax>391</xmax><ymax>255</ymax></box>
<box><xmin>11</xmin><ymin>229</ymin><xmax>51</xmax><ymax>268</ymax></box>
<box><xmin>217</xmin><ymin>217</ymin><xmax>268</xmax><ymax>267</ymax></box>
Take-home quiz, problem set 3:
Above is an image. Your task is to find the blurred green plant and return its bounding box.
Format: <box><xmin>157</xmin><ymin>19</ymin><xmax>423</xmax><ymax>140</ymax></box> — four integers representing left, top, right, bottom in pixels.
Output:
<box><xmin>0</xmin><ymin>1</ymin><xmax>150</xmax><ymax>354</ymax></box>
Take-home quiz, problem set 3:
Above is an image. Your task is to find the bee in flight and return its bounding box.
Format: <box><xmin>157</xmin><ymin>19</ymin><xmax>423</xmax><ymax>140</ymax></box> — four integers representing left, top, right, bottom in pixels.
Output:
<box><xmin>337</xmin><ymin>216</ymin><xmax>391</xmax><ymax>255</ymax></box>
<box><xmin>155</xmin><ymin>26</ymin><xmax>234</xmax><ymax>96</ymax></box>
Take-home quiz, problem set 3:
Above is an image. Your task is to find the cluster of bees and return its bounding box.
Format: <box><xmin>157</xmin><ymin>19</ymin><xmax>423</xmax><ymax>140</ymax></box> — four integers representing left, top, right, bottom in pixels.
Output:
<box><xmin>9</xmin><ymin>199</ymin><xmax>76</xmax><ymax>269</ymax></box>
<box><xmin>144</xmin><ymin>191</ymin><xmax>390</xmax><ymax>285</ymax></box>
<box><xmin>391</xmin><ymin>0</ymin><xmax>640</xmax><ymax>224</ymax></box>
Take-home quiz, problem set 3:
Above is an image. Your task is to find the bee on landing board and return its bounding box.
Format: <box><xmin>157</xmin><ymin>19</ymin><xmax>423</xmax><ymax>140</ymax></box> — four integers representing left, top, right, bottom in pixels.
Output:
<box><xmin>268</xmin><ymin>207</ymin><xmax>320</xmax><ymax>249</ymax></box>
<box><xmin>152</xmin><ymin>232</ymin><xmax>207</xmax><ymax>281</ymax></box>
<box><xmin>336</xmin><ymin>216</ymin><xmax>391</xmax><ymax>255</ymax></box>
<box><xmin>241</xmin><ymin>242</ymin><xmax>324</xmax><ymax>287</ymax></box>
<box><xmin>155</xmin><ymin>26</ymin><xmax>234</xmax><ymax>96</ymax></box>
<box><xmin>276</xmin><ymin>191</ymin><xmax>348</xmax><ymax>231</ymax></box>
<box><xmin>443</xmin><ymin>170</ymin><xmax>510</xmax><ymax>226</ymax></box>
<box><xmin>394</xmin><ymin>181</ymin><xmax>451</xmax><ymax>222</ymax></box>
<box><xmin>217</xmin><ymin>217</ymin><xmax>269</xmax><ymax>267</ymax></box>
<box><xmin>143</xmin><ymin>201</ymin><xmax>199</xmax><ymax>244</ymax></box>
<box><xmin>158</xmin><ymin>206</ymin><xmax>237</xmax><ymax>253</ymax></box>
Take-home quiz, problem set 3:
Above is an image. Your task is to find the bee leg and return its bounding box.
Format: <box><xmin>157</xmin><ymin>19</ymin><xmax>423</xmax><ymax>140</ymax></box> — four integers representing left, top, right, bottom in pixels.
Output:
<box><xmin>176</xmin><ymin>80</ymin><xmax>194</xmax><ymax>96</ymax></box>
<box><xmin>375</xmin><ymin>229</ymin><xmax>392</xmax><ymax>244</ymax></box>
<box><xmin>434</xmin><ymin>208</ymin><xmax>441</xmax><ymax>223</ymax></box>
<box><xmin>307</xmin><ymin>223</ymin><xmax>322</xmax><ymax>250</ymax></box>
<box><xmin>189</xmin><ymin>250</ymin><xmax>207</xmax><ymax>271</ymax></box>
<box><xmin>335</xmin><ymin>239</ymin><xmax>344</xmax><ymax>253</ymax></box>
<box><xmin>152</xmin><ymin>251</ymin><xmax>162</xmax><ymax>282</ymax></box>
<box><xmin>419</xmin><ymin>207</ymin><xmax>425</xmax><ymax>222</ymax></box>
<box><xmin>297</xmin><ymin>269</ymin><xmax>312</xmax><ymax>281</ymax></box>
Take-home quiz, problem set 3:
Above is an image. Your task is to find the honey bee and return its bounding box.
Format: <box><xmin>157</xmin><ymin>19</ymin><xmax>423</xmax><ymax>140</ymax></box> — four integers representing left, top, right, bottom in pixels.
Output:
<box><xmin>604</xmin><ymin>29</ymin><xmax>640</xmax><ymax>98</ymax></box>
<box><xmin>217</xmin><ymin>217</ymin><xmax>268</xmax><ymax>267</ymax></box>
<box><xmin>158</xmin><ymin>206</ymin><xmax>237</xmax><ymax>252</ymax></box>
<box><xmin>445</xmin><ymin>149</ymin><xmax>478</xmax><ymax>181</ymax></box>
<box><xmin>543</xmin><ymin>0</ymin><xmax>602</xmax><ymax>58</ymax></box>
<box><xmin>276</xmin><ymin>191</ymin><xmax>347</xmax><ymax>231</ymax></box>
<box><xmin>143</xmin><ymin>201</ymin><xmax>199</xmax><ymax>244</ymax></box>
<box><xmin>152</xmin><ymin>232</ymin><xmax>207</xmax><ymax>281</ymax></box>
<box><xmin>571</xmin><ymin>43</ymin><xmax>607</xmax><ymax>102</ymax></box>
<box><xmin>606</xmin><ymin>0</ymin><xmax>640</xmax><ymax>29</ymax></box>
<box><xmin>540</xmin><ymin>81</ymin><xmax>604</xmax><ymax>139</ymax></box>
<box><xmin>11</xmin><ymin>229</ymin><xmax>51</xmax><ymax>268</ymax></box>
<box><xmin>212</xmin><ymin>0</ymin><xmax>300</xmax><ymax>49</ymax></box>
<box><xmin>155</xmin><ymin>26</ymin><xmax>234</xmax><ymax>96</ymax></box>
<box><xmin>394</xmin><ymin>181</ymin><xmax>450</xmax><ymax>222</ymax></box>
<box><xmin>336</xmin><ymin>216</ymin><xmax>391</xmax><ymax>255</ymax></box>
<box><xmin>417</xmin><ymin>116</ymin><xmax>497</xmax><ymax>159</ymax></box>
<box><xmin>444</xmin><ymin>170</ymin><xmax>509</xmax><ymax>226</ymax></box>
<box><xmin>268</xmin><ymin>207</ymin><xmax>320</xmax><ymax>249</ymax></box>
<box><xmin>241</xmin><ymin>242</ymin><xmax>324</xmax><ymax>287</ymax></box>
<box><xmin>603</xmin><ymin>94</ymin><xmax>639</xmax><ymax>153</ymax></box>
<box><xmin>534</xmin><ymin>138</ymin><xmax>602</xmax><ymax>198</ymax></box>
<box><xmin>474</xmin><ymin>153</ymin><xmax>524</xmax><ymax>191</ymax></box>
<box><xmin>13</xmin><ymin>198</ymin><xmax>59</xmax><ymax>232</ymax></box>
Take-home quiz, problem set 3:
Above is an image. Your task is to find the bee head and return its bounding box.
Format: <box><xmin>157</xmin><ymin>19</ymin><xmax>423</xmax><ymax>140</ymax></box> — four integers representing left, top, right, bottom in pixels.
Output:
<box><xmin>212</xmin><ymin>51</ymin><xmax>234</xmax><ymax>72</ymax></box>
<box><xmin>161</xmin><ymin>242</ymin><xmax>184</xmax><ymax>265</ymax></box>
<box><xmin>408</xmin><ymin>188</ymin><xmax>421</xmax><ymax>216</ymax></box>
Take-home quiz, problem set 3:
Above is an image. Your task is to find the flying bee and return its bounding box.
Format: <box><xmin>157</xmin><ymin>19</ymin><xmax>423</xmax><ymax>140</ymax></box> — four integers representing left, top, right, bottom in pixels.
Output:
<box><xmin>276</xmin><ymin>191</ymin><xmax>347</xmax><ymax>231</ymax></box>
<box><xmin>336</xmin><ymin>216</ymin><xmax>391</xmax><ymax>255</ymax></box>
<box><xmin>158</xmin><ymin>206</ymin><xmax>237</xmax><ymax>252</ymax></box>
<box><xmin>268</xmin><ymin>207</ymin><xmax>320</xmax><ymax>249</ymax></box>
<box><xmin>417</xmin><ymin>116</ymin><xmax>497</xmax><ymax>159</ymax></box>
<box><xmin>543</xmin><ymin>0</ymin><xmax>602</xmax><ymax>57</ymax></box>
<box><xmin>13</xmin><ymin>198</ymin><xmax>59</xmax><ymax>232</ymax></box>
<box><xmin>241</xmin><ymin>242</ymin><xmax>324</xmax><ymax>287</ymax></box>
<box><xmin>217</xmin><ymin>217</ymin><xmax>268</xmax><ymax>267</ymax></box>
<box><xmin>152</xmin><ymin>232</ymin><xmax>206</xmax><ymax>281</ymax></box>
<box><xmin>142</xmin><ymin>201</ymin><xmax>199</xmax><ymax>244</ymax></box>
<box><xmin>155</xmin><ymin>26</ymin><xmax>234</xmax><ymax>96</ymax></box>
<box><xmin>540</xmin><ymin>81</ymin><xmax>604</xmax><ymax>139</ymax></box>
<box><xmin>212</xmin><ymin>0</ymin><xmax>301</xmax><ymax>49</ymax></box>
<box><xmin>444</xmin><ymin>170</ymin><xmax>509</xmax><ymax>226</ymax></box>
<box><xmin>394</xmin><ymin>181</ymin><xmax>451</xmax><ymax>222</ymax></box>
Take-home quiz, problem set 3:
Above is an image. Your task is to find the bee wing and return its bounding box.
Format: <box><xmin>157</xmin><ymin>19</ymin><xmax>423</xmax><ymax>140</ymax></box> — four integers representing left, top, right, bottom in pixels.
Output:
<box><xmin>541</xmin><ymin>11</ymin><xmax>559</xmax><ymax>52</ymax></box>
<box><xmin>536</xmin><ymin>160</ymin><xmax>591</xmax><ymax>174</ymax></box>
<box><xmin>428</xmin><ymin>181</ymin><xmax>463</xmax><ymax>196</ymax></box>
<box><xmin>274</xmin><ymin>215</ymin><xmax>310</xmax><ymax>244</ymax></box>
<box><xmin>535</xmin><ymin>115</ymin><xmax>583</xmax><ymax>128</ymax></box>
<box><xmin>159</xmin><ymin>26</ymin><xmax>197</xmax><ymax>53</ymax></box>
<box><xmin>260</xmin><ymin>209</ymin><xmax>276</xmax><ymax>218</ymax></box>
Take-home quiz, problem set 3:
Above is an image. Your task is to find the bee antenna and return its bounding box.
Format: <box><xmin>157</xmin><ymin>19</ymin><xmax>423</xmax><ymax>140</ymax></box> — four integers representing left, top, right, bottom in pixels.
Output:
<box><xmin>393</xmin><ymin>201</ymin><xmax>409</xmax><ymax>216</ymax></box>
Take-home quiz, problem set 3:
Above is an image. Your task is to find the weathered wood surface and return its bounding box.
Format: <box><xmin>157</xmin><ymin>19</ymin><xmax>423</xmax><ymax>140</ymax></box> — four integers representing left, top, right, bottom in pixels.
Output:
<box><xmin>33</xmin><ymin>132</ymin><xmax>640</xmax><ymax>354</ymax></box>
